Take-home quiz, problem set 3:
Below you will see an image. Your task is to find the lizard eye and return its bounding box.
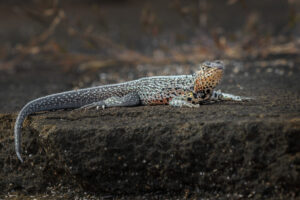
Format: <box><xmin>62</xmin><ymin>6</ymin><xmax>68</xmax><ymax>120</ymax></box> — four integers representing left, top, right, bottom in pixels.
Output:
<box><xmin>203</xmin><ymin>61</ymin><xmax>212</xmax><ymax>68</ymax></box>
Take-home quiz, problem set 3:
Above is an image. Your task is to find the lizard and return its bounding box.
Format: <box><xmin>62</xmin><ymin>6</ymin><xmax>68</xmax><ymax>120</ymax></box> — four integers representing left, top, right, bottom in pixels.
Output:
<box><xmin>14</xmin><ymin>60</ymin><xmax>250</xmax><ymax>162</ymax></box>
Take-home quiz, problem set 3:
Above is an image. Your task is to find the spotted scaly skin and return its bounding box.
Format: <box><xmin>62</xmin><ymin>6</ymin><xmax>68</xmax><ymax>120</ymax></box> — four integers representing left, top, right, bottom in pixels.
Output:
<box><xmin>15</xmin><ymin>60</ymin><xmax>248</xmax><ymax>162</ymax></box>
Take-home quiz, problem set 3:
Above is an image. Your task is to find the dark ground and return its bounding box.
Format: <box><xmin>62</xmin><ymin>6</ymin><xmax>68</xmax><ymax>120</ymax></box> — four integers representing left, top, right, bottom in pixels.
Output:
<box><xmin>0</xmin><ymin>0</ymin><xmax>299</xmax><ymax>199</ymax></box>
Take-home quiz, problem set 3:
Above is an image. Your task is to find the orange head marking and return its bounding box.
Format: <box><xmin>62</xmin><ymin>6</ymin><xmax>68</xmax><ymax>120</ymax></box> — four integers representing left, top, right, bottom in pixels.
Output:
<box><xmin>193</xmin><ymin>60</ymin><xmax>224</xmax><ymax>95</ymax></box>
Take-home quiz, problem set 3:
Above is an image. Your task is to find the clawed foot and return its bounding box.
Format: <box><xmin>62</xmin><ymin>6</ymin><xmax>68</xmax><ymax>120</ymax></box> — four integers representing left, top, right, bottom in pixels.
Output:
<box><xmin>240</xmin><ymin>96</ymin><xmax>253</xmax><ymax>101</ymax></box>
<box><xmin>212</xmin><ymin>90</ymin><xmax>253</xmax><ymax>102</ymax></box>
<box><xmin>220</xmin><ymin>93</ymin><xmax>253</xmax><ymax>102</ymax></box>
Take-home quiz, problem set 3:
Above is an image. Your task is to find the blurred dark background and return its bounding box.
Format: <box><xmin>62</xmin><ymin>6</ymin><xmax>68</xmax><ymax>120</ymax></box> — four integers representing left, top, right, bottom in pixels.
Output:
<box><xmin>0</xmin><ymin>0</ymin><xmax>298</xmax><ymax>61</ymax></box>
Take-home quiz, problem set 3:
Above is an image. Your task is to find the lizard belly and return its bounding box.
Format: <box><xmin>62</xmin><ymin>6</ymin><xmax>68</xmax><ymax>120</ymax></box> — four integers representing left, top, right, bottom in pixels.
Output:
<box><xmin>139</xmin><ymin>88</ymin><xmax>191</xmax><ymax>105</ymax></box>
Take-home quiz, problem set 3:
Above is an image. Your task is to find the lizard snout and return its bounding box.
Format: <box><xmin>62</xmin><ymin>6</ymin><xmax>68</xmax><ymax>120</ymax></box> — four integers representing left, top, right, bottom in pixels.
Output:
<box><xmin>212</xmin><ymin>60</ymin><xmax>224</xmax><ymax>70</ymax></box>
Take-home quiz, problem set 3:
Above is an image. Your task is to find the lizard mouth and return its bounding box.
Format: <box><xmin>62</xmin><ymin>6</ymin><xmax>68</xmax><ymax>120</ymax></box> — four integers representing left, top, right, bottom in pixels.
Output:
<box><xmin>211</xmin><ymin>60</ymin><xmax>224</xmax><ymax>70</ymax></box>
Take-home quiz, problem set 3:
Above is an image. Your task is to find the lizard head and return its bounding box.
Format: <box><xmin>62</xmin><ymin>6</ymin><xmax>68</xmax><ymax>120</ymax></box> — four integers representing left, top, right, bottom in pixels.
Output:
<box><xmin>193</xmin><ymin>60</ymin><xmax>224</xmax><ymax>96</ymax></box>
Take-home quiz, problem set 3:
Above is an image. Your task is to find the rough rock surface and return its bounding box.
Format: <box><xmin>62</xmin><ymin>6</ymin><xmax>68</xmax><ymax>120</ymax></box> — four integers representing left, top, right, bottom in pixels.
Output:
<box><xmin>25</xmin><ymin>107</ymin><xmax>300</xmax><ymax>196</ymax></box>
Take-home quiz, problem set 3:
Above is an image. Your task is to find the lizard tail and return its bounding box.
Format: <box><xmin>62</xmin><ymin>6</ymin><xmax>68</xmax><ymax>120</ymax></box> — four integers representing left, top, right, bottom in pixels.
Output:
<box><xmin>14</xmin><ymin>99</ymin><xmax>42</xmax><ymax>162</ymax></box>
<box><xmin>14</xmin><ymin>105</ymin><xmax>29</xmax><ymax>163</ymax></box>
<box><xmin>14</xmin><ymin>89</ymin><xmax>98</xmax><ymax>163</ymax></box>
<box><xmin>14</xmin><ymin>83</ymin><xmax>130</xmax><ymax>162</ymax></box>
<box><xmin>14</xmin><ymin>98</ymin><xmax>53</xmax><ymax>163</ymax></box>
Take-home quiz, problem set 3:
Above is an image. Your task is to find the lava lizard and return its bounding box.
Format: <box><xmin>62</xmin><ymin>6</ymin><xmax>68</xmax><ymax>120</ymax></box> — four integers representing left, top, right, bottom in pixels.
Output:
<box><xmin>14</xmin><ymin>60</ymin><xmax>250</xmax><ymax>162</ymax></box>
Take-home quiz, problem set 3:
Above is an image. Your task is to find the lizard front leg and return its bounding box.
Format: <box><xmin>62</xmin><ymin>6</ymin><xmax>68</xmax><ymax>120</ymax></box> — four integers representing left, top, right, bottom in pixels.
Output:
<box><xmin>169</xmin><ymin>92</ymin><xmax>200</xmax><ymax>108</ymax></box>
<box><xmin>81</xmin><ymin>92</ymin><xmax>141</xmax><ymax>109</ymax></box>
<box><xmin>210</xmin><ymin>90</ymin><xmax>252</xmax><ymax>102</ymax></box>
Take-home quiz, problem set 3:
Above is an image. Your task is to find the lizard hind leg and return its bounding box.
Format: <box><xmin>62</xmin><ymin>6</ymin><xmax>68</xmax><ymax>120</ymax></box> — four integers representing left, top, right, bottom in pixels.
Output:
<box><xmin>80</xmin><ymin>92</ymin><xmax>141</xmax><ymax>110</ymax></box>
